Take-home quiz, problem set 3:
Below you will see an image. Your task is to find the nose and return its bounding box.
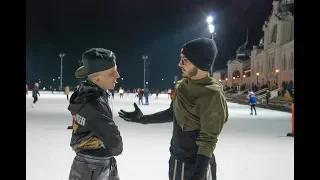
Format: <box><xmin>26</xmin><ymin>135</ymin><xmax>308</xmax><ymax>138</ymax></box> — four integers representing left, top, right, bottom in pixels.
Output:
<box><xmin>178</xmin><ymin>60</ymin><xmax>183</xmax><ymax>67</ymax></box>
<box><xmin>116</xmin><ymin>71</ymin><xmax>120</xmax><ymax>79</ymax></box>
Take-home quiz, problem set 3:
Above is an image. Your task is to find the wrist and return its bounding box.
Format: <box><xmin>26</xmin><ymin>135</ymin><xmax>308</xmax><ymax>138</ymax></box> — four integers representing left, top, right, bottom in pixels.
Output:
<box><xmin>194</xmin><ymin>154</ymin><xmax>210</xmax><ymax>178</ymax></box>
<box><xmin>139</xmin><ymin>115</ymin><xmax>148</xmax><ymax>124</ymax></box>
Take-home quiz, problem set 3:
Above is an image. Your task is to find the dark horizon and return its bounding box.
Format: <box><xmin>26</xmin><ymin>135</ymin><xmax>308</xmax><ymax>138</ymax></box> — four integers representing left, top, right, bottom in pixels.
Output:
<box><xmin>26</xmin><ymin>0</ymin><xmax>273</xmax><ymax>90</ymax></box>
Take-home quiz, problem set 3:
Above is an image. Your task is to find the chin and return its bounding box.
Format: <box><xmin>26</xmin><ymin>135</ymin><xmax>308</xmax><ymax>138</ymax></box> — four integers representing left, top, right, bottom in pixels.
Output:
<box><xmin>108</xmin><ymin>85</ymin><xmax>115</xmax><ymax>90</ymax></box>
<box><xmin>181</xmin><ymin>73</ymin><xmax>188</xmax><ymax>78</ymax></box>
<box><xmin>104</xmin><ymin>84</ymin><xmax>115</xmax><ymax>90</ymax></box>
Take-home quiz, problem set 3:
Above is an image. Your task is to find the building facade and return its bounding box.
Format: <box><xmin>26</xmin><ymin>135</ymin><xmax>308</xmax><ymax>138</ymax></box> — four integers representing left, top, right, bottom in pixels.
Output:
<box><xmin>214</xmin><ymin>0</ymin><xmax>294</xmax><ymax>88</ymax></box>
<box><xmin>251</xmin><ymin>0</ymin><xmax>294</xmax><ymax>87</ymax></box>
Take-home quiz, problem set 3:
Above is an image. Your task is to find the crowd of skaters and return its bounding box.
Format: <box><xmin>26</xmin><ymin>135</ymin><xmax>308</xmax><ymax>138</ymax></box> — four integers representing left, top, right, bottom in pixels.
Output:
<box><xmin>220</xmin><ymin>79</ymin><xmax>294</xmax><ymax>113</ymax></box>
<box><xmin>26</xmin><ymin>82</ymin><xmax>71</xmax><ymax>107</ymax></box>
<box><xmin>100</xmin><ymin>87</ymin><xmax>175</xmax><ymax>105</ymax></box>
<box><xmin>28</xmin><ymin>79</ymin><xmax>295</xmax><ymax>111</ymax></box>
<box><xmin>245</xmin><ymin>80</ymin><xmax>294</xmax><ymax>112</ymax></box>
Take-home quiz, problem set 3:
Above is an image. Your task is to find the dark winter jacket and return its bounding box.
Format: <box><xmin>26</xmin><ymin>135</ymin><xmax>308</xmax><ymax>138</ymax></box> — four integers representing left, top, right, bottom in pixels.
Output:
<box><xmin>142</xmin><ymin>77</ymin><xmax>228</xmax><ymax>162</ymax></box>
<box><xmin>143</xmin><ymin>88</ymin><xmax>150</xmax><ymax>97</ymax></box>
<box><xmin>32</xmin><ymin>86</ymin><xmax>40</xmax><ymax>97</ymax></box>
<box><xmin>266</xmin><ymin>91</ymin><xmax>271</xmax><ymax>99</ymax></box>
<box><xmin>68</xmin><ymin>80</ymin><xmax>123</xmax><ymax>157</ymax></box>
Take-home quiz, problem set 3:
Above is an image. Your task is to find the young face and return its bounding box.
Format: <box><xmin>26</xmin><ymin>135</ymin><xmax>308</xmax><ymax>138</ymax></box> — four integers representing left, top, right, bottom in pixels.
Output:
<box><xmin>178</xmin><ymin>54</ymin><xmax>198</xmax><ymax>78</ymax></box>
<box><xmin>91</xmin><ymin>65</ymin><xmax>120</xmax><ymax>90</ymax></box>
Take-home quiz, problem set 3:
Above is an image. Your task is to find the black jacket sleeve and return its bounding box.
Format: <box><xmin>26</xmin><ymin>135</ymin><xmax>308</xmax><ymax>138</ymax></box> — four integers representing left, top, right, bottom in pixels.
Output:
<box><xmin>84</xmin><ymin>101</ymin><xmax>123</xmax><ymax>156</ymax></box>
<box><xmin>141</xmin><ymin>101</ymin><xmax>174</xmax><ymax>124</ymax></box>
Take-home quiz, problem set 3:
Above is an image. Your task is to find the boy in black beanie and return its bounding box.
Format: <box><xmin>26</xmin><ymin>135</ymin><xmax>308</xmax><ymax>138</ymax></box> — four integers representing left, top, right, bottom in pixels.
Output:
<box><xmin>119</xmin><ymin>38</ymin><xmax>228</xmax><ymax>180</ymax></box>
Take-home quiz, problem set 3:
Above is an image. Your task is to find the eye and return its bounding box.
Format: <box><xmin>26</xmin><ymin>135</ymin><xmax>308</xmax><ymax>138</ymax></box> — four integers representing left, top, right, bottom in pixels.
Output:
<box><xmin>180</xmin><ymin>58</ymin><xmax>189</xmax><ymax>65</ymax></box>
<box><xmin>108</xmin><ymin>72</ymin><xmax>114</xmax><ymax>77</ymax></box>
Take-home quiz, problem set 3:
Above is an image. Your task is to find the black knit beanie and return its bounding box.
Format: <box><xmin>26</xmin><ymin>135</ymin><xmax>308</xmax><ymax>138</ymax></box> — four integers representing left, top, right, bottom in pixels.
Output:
<box><xmin>180</xmin><ymin>38</ymin><xmax>218</xmax><ymax>72</ymax></box>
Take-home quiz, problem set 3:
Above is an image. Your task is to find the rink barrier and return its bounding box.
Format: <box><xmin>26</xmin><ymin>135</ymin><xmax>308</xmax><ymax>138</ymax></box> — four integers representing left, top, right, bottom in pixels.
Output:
<box><xmin>286</xmin><ymin>103</ymin><xmax>294</xmax><ymax>137</ymax></box>
<box><xmin>27</xmin><ymin>91</ymin><xmax>172</xmax><ymax>98</ymax></box>
<box><xmin>27</xmin><ymin>90</ymin><xmax>74</xmax><ymax>94</ymax></box>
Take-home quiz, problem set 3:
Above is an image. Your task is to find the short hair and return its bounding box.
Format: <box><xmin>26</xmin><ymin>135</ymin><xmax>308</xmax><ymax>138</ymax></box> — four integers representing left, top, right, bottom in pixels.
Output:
<box><xmin>88</xmin><ymin>72</ymin><xmax>101</xmax><ymax>80</ymax></box>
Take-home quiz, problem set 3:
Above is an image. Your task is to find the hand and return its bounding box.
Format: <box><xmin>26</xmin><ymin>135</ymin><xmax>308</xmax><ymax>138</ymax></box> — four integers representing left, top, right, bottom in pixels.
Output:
<box><xmin>188</xmin><ymin>154</ymin><xmax>210</xmax><ymax>180</ymax></box>
<box><xmin>118</xmin><ymin>103</ymin><xmax>144</xmax><ymax>123</ymax></box>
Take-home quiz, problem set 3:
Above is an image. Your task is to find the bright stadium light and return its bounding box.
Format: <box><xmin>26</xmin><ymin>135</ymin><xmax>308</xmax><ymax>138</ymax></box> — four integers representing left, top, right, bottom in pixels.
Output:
<box><xmin>209</xmin><ymin>24</ymin><xmax>215</xmax><ymax>34</ymax></box>
<box><xmin>207</xmin><ymin>16</ymin><xmax>213</xmax><ymax>24</ymax></box>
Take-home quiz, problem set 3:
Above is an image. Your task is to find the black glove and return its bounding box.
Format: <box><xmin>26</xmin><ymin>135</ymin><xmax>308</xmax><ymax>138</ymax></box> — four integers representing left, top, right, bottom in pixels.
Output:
<box><xmin>188</xmin><ymin>154</ymin><xmax>210</xmax><ymax>180</ymax></box>
<box><xmin>118</xmin><ymin>103</ymin><xmax>145</xmax><ymax>123</ymax></box>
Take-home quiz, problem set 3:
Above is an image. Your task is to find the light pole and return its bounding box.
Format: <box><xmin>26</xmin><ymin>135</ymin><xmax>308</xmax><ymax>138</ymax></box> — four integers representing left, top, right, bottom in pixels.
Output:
<box><xmin>52</xmin><ymin>78</ymin><xmax>55</xmax><ymax>91</ymax></box>
<box><xmin>146</xmin><ymin>61</ymin><xmax>150</xmax><ymax>88</ymax></box>
<box><xmin>207</xmin><ymin>16</ymin><xmax>215</xmax><ymax>40</ymax></box>
<box><xmin>59</xmin><ymin>53</ymin><xmax>65</xmax><ymax>91</ymax></box>
<box><xmin>207</xmin><ymin>15</ymin><xmax>215</xmax><ymax>76</ymax></box>
<box><xmin>256</xmin><ymin>72</ymin><xmax>260</xmax><ymax>84</ymax></box>
<box><xmin>142</xmin><ymin>55</ymin><xmax>148</xmax><ymax>88</ymax></box>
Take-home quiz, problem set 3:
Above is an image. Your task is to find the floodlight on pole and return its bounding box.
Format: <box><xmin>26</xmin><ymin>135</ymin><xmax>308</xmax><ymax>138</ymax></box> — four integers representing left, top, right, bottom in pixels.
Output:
<box><xmin>208</xmin><ymin>24</ymin><xmax>215</xmax><ymax>34</ymax></box>
<box><xmin>206</xmin><ymin>16</ymin><xmax>213</xmax><ymax>24</ymax></box>
<box><xmin>142</xmin><ymin>55</ymin><xmax>148</xmax><ymax>88</ymax></box>
<box><xmin>59</xmin><ymin>53</ymin><xmax>65</xmax><ymax>92</ymax></box>
<box><xmin>206</xmin><ymin>15</ymin><xmax>216</xmax><ymax>77</ymax></box>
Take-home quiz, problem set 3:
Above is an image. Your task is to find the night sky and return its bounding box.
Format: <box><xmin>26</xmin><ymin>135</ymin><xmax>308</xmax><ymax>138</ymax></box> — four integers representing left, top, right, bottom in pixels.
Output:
<box><xmin>26</xmin><ymin>0</ymin><xmax>273</xmax><ymax>90</ymax></box>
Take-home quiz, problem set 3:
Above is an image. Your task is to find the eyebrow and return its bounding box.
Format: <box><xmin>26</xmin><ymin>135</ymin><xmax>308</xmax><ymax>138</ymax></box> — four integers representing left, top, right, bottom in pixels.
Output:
<box><xmin>180</xmin><ymin>56</ymin><xmax>188</xmax><ymax>60</ymax></box>
<box><xmin>109</xmin><ymin>68</ymin><xmax>117</xmax><ymax>74</ymax></box>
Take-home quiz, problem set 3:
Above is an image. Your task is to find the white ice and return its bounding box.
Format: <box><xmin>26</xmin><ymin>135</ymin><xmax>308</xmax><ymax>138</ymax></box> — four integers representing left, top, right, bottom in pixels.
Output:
<box><xmin>26</xmin><ymin>93</ymin><xmax>294</xmax><ymax>180</ymax></box>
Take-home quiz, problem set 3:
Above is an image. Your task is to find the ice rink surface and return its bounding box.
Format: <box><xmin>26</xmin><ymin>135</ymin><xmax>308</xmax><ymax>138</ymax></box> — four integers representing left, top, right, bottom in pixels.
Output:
<box><xmin>26</xmin><ymin>93</ymin><xmax>293</xmax><ymax>180</ymax></box>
